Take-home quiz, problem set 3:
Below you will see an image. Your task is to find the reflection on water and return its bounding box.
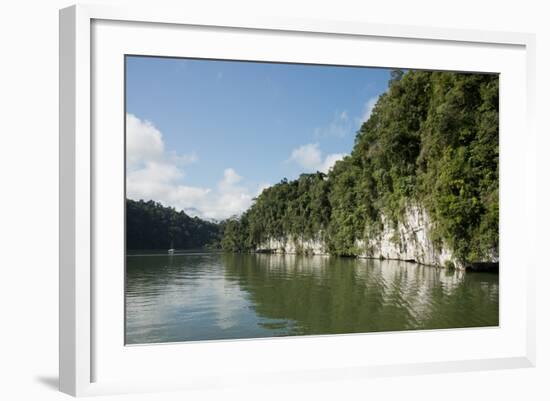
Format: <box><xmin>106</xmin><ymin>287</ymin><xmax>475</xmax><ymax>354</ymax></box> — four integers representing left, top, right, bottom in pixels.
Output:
<box><xmin>125</xmin><ymin>252</ymin><xmax>498</xmax><ymax>344</ymax></box>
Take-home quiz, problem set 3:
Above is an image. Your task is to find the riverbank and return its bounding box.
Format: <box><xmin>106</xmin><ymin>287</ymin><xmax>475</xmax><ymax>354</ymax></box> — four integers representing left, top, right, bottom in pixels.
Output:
<box><xmin>254</xmin><ymin>244</ymin><xmax>498</xmax><ymax>272</ymax></box>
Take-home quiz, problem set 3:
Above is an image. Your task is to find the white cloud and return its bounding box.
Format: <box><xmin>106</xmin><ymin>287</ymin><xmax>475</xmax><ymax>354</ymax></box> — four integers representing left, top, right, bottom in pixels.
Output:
<box><xmin>205</xmin><ymin>168</ymin><xmax>253</xmax><ymax>219</ymax></box>
<box><xmin>255</xmin><ymin>182</ymin><xmax>271</xmax><ymax>197</ymax></box>
<box><xmin>288</xmin><ymin>143</ymin><xmax>345</xmax><ymax>174</ymax></box>
<box><xmin>126</xmin><ymin>157</ymin><xmax>212</xmax><ymax>214</ymax></box>
<box><xmin>221</xmin><ymin>168</ymin><xmax>242</xmax><ymax>187</ymax></box>
<box><xmin>360</xmin><ymin>96</ymin><xmax>379</xmax><ymax>123</ymax></box>
<box><xmin>289</xmin><ymin>143</ymin><xmax>322</xmax><ymax>170</ymax></box>
<box><xmin>320</xmin><ymin>153</ymin><xmax>345</xmax><ymax>173</ymax></box>
<box><xmin>126</xmin><ymin>113</ymin><xmax>164</xmax><ymax>169</ymax></box>
<box><xmin>126</xmin><ymin>113</ymin><xmax>255</xmax><ymax>220</ymax></box>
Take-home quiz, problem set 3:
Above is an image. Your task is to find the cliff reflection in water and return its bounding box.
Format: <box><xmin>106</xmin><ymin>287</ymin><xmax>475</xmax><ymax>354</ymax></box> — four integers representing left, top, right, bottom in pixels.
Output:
<box><xmin>125</xmin><ymin>252</ymin><xmax>498</xmax><ymax>344</ymax></box>
<box><xmin>222</xmin><ymin>254</ymin><xmax>498</xmax><ymax>335</ymax></box>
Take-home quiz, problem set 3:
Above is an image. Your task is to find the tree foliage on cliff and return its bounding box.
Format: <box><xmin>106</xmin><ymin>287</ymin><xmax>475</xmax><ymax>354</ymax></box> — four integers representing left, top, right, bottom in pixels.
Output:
<box><xmin>221</xmin><ymin>173</ymin><xmax>331</xmax><ymax>252</ymax></box>
<box><xmin>126</xmin><ymin>199</ymin><xmax>222</xmax><ymax>250</ymax></box>
<box><xmin>224</xmin><ymin>70</ymin><xmax>499</xmax><ymax>264</ymax></box>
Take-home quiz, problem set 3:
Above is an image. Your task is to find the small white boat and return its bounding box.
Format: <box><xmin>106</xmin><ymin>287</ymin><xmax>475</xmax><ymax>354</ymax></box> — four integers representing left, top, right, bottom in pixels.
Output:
<box><xmin>168</xmin><ymin>240</ymin><xmax>175</xmax><ymax>254</ymax></box>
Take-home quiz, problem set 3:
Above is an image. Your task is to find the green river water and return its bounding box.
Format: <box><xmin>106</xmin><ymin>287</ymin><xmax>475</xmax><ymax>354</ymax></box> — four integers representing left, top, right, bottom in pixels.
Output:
<box><xmin>126</xmin><ymin>251</ymin><xmax>498</xmax><ymax>344</ymax></box>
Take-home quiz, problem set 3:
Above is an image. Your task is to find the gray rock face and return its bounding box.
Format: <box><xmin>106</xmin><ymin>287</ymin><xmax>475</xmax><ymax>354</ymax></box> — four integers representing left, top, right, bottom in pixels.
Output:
<box><xmin>255</xmin><ymin>205</ymin><xmax>492</xmax><ymax>270</ymax></box>
<box><xmin>356</xmin><ymin>205</ymin><xmax>457</xmax><ymax>268</ymax></box>
<box><xmin>257</xmin><ymin>236</ymin><xmax>328</xmax><ymax>256</ymax></box>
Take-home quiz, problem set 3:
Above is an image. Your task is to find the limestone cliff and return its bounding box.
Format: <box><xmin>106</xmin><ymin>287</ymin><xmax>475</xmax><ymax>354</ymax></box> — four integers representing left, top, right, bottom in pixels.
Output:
<box><xmin>356</xmin><ymin>205</ymin><xmax>456</xmax><ymax>267</ymax></box>
<box><xmin>256</xmin><ymin>205</ymin><xmax>484</xmax><ymax>270</ymax></box>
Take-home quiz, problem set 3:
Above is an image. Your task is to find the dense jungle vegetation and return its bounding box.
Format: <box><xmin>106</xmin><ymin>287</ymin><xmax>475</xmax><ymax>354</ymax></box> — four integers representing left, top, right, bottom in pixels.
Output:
<box><xmin>126</xmin><ymin>199</ymin><xmax>222</xmax><ymax>250</ymax></box>
<box><xmin>221</xmin><ymin>70</ymin><xmax>499</xmax><ymax>264</ymax></box>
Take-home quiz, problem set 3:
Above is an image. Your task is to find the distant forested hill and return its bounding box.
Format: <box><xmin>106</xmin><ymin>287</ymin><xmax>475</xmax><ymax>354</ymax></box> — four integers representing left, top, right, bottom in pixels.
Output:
<box><xmin>221</xmin><ymin>70</ymin><xmax>499</xmax><ymax>265</ymax></box>
<box><xmin>126</xmin><ymin>199</ymin><xmax>222</xmax><ymax>250</ymax></box>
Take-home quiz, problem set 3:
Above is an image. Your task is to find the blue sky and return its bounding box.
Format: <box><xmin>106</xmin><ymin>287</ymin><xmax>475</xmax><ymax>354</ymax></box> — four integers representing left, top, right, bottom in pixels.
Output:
<box><xmin>126</xmin><ymin>56</ymin><xmax>390</xmax><ymax>220</ymax></box>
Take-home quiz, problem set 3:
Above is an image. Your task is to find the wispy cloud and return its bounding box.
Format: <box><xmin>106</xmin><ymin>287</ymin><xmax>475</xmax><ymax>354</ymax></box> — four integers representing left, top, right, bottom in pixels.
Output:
<box><xmin>314</xmin><ymin>110</ymin><xmax>353</xmax><ymax>138</ymax></box>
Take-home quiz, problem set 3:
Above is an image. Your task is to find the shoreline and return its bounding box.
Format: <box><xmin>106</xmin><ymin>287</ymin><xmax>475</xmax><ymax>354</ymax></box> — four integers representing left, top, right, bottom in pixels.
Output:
<box><xmin>127</xmin><ymin>248</ymin><xmax>499</xmax><ymax>273</ymax></box>
<box><xmin>253</xmin><ymin>248</ymin><xmax>498</xmax><ymax>272</ymax></box>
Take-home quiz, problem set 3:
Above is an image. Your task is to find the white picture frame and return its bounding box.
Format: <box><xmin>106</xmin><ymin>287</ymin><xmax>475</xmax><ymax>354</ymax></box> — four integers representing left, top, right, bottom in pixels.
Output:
<box><xmin>59</xmin><ymin>3</ymin><xmax>536</xmax><ymax>397</ymax></box>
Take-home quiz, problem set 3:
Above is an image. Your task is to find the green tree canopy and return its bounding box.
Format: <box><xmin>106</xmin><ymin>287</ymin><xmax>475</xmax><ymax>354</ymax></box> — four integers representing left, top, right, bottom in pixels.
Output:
<box><xmin>221</xmin><ymin>70</ymin><xmax>499</xmax><ymax>265</ymax></box>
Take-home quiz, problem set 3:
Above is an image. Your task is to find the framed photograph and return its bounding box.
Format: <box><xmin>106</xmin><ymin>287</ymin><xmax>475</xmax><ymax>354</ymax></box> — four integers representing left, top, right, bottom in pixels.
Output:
<box><xmin>59</xmin><ymin>4</ymin><xmax>536</xmax><ymax>396</ymax></box>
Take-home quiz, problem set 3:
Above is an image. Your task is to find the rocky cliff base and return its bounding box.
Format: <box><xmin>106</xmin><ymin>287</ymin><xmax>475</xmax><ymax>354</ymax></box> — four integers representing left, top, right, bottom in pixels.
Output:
<box><xmin>256</xmin><ymin>205</ymin><xmax>498</xmax><ymax>271</ymax></box>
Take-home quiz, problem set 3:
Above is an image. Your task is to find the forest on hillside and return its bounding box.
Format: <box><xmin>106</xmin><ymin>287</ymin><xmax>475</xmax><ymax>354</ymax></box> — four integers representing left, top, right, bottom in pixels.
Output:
<box><xmin>221</xmin><ymin>70</ymin><xmax>499</xmax><ymax>265</ymax></box>
<box><xmin>126</xmin><ymin>199</ymin><xmax>222</xmax><ymax>250</ymax></box>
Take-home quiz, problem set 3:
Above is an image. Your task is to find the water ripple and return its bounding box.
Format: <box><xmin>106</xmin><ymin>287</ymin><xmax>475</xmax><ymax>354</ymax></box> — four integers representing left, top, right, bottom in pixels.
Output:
<box><xmin>125</xmin><ymin>253</ymin><xmax>499</xmax><ymax>344</ymax></box>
